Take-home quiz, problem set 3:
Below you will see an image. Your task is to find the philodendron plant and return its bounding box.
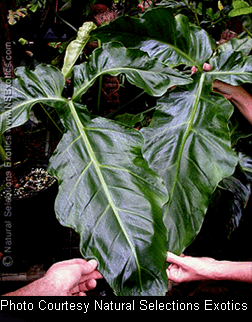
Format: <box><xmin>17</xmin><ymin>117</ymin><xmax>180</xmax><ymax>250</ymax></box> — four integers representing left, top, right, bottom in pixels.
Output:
<box><xmin>1</xmin><ymin>7</ymin><xmax>252</xmax><ymax>295</ymax></box>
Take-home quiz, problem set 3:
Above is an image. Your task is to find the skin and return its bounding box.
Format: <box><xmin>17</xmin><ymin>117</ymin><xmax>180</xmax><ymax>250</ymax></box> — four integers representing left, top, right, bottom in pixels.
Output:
<box><xmin>3</xmin><ymin>259</ymin><xmax>103</xmax><ymax>296</ymax></box>
<box><xmin>166</xmin><ymin>252</ymin><xmax>252</xmax><ymax>284</ymax></box>
<box><xmin>196</xmin><ymin>63</ymin><xmax>252</xmax><ymax>125</ymax></box>
<box><xmin>213</xmin><ymin>80</ymin><xmax>252</xmax><ymax>125</ymax></box>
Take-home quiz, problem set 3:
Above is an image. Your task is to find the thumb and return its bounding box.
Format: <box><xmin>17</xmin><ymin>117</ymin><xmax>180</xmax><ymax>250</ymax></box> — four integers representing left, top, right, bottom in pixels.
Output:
<box><xmin>79</xmin><ymin>259</ymin><xmax>98</xmax><ymax>276</ymax></box>
<box><xmin>166</xmin><ymin>252</ymin><xmax>184</xmax><ymax>266</ymax></box>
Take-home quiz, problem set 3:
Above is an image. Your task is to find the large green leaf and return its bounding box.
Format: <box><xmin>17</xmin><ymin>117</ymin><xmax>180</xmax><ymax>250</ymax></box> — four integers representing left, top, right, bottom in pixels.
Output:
<box><xmin>142</xmin><ymin>49</ymin><xmax>252</xmax><ymax>254</ymax></box>
<box><xmin>141</xmin><ymin>72</ymin><xmax>238</xmax><ymax>254</ymax></box>
<box><xmin>91</xmin><ymin>8</ymin><xmax>216</xmax><ymax>68</ymax></box>
<box><xmin>72</xmin><ymin>42</ymin><xmax>192</xmax><ymax>102</ymax></box>
<box><xmin>228</xmin><ymin>0</ymin><xmax>252</xmax><ymax>17</ymax></box>
<box><xmin>208</xmin><ymin>51</ymin><xmax>252</xmax><ymax>84</ymax></box>
<box><xmin>0</xmin><ymin>65</ymin><xmax>67</xmax><ymax>133</ymax></box>
<box><xmin>48</xmin><ymin>101</ymin><xmax>168</xmax><ymax>295</ymax></box>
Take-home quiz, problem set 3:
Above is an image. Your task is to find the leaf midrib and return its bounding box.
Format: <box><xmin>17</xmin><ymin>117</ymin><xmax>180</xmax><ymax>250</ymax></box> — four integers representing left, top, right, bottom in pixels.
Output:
<box><xmin>209</xmin><ymin>71</ymin><xmax>252</xmax><ymax>76</ymax></box>
<box><xmin>1</xmin><ymin>97</ymin><xmax>67</xmax><ymax>131</ymax></box>
<box><xmin>67</xmin><ymin>100</ymin><xmax>143</xmax><ymax>290</ymax></box>
<box><xmin>163</xmin><ymin>73</ymin><xmax>205</xmax><ymax>219</ymax></box>
<box><xmin>93</xmin><ymin>30</ymin><xmax>197</xmax><ymax>67</ymax></box>
<box><xmin>144</xmin><ymin>39</ymin><xmax>197</xmax><ymax>66</ymax></box>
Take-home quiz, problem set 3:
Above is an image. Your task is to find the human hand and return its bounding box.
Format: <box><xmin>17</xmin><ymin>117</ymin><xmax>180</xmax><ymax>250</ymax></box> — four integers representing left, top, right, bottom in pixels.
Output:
<box><xmin>166</xmin><ymin>252</ymin><xmax>220</xmax><ymax>283</ymax></box>
<box><xmin>201</xmin><ymin>63</ymin><xmax>252</xmax><ymax>124</ymax></box>
<box><xmin>192</xmin><ymin>63</ymin><xmax>241</xmax><ymax>100</ymax></box>
<box><xmin>42</xmin><ymin>258</ymin><xmax>103</xmax><ymax>296</ymax></box>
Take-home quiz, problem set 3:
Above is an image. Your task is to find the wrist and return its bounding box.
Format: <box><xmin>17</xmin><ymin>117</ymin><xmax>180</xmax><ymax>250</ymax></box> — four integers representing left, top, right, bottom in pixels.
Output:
<box><xmin>3</xmin><ymin>278</ymin><xmax>45</xmax><ymax>296</ymax></box>
<box><xmin>39</xmin><ymin>275</ymin><xmax>67</xmax><ymax>296</ymax></box>
<box><xmin>214</xmin><ymin>261</ymin><xmax>252</xmax><ymax>283</ymax></box>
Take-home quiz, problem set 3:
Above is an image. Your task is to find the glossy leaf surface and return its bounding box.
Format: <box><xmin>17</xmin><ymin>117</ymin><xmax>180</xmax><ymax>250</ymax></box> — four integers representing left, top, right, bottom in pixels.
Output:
<box><xmin>2</xmin><ymin>7</ymin><xmax>252</xmax><ymax>294</ymax></box>
<box><xmin>228</xmin><ymin>0</ymin><xmax>252</xmax><ymax>17</ymax></box>
<box><xmin>219</xmin><ymin>175</ymin><xmax>251</xmax><ymax>232</ymax></box>
<box><xmin>0</xmin><ymin>39</ymin><xmax>192</xmax><ymax>294</ymax></box>
<box><xmin>208</xmin><ymin>51</ymin><xmax>252</xmax><ymax>84</ymax></box>
<box><xmin>217</xmin><ymin>37</ymin><xmax>252</xmax><ymax>56</ymax></box>
<box><xmin>49</xmin><ymin>102</ymin><xmax>168</xmax><ymax>295</ymax></box>
<box><xmin>142</xmin><ymin>48</ymin><xmax>252</xmax><ymax>254</ymax></box>
<box><xmin>72</xmin><ymin>42</ymin><xmax>192</xmax><ymax>101</ymax></box>
<box><xmin>141</xmin><ymin>72</ymin><xmax>238</xmax><ymax>254</ymax></box>
<box><xmin>91</xmin><ymin>8</ymin><xmax>216</xmax><ymax>68</ymax></box>
<box><xmin>0</xmin><ymin>65</ymin><xmax>67</xmax><ymax>133</ymax></box>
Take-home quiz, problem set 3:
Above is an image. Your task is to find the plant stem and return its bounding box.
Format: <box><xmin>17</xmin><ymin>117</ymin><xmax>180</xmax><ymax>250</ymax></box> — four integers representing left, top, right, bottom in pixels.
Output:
<box><xmin>39</xmin><ymin>103</ymin><xmax>64</xmax><ymax>135</ymax></box>
<box><xmin>243</xmin><ymin>25</ymin><xmax>252</xmax><ymax>38</ymax></box>
<box><xmin>191</xmin><ymin>3</ymin><xmax>200</xmax><ymax>26</ymax></box>
<box><xmin>105</xmin><ymin>91</ymin><xmax>145</xmax><ymax>119</ymax></box>
<box><xmin>135</xmin><ymin>105</ymin><xmax>156</xmax><ymax>117</ymax></box>
<box><xmin>194</xmin><ymin>12</ymin><xmax>200</xmax><ymax>26</ymax></box>
<box><xmin>48</xmin><ymin>0</ymin><xmax>78</xmax><ymax>32</ymax></box>
<box><xmin>207</xmin><ymin>16</ymin><xmax>227</xmax><ymax>29</ymax></box>
<box><xmin>97</xmin><ymin>39</ymin><xmax>103</xmax><ymax>115</ymax></box>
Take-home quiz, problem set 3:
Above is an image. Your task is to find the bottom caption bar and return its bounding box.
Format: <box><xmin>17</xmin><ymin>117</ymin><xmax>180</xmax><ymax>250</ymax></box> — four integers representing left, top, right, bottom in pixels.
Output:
<box><xmin>0</xmin><ymin>297</ymin><xmax>250</xmax><ymax>316</ymax></box>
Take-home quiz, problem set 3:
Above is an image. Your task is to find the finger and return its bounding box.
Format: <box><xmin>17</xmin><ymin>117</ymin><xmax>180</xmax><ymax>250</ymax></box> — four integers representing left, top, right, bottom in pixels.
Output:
<box><xmin>81</xmin><ymin>279</ymin><xmax>97</xmax><ymax>292</ymax></box>
<box><xmin>78</xmin><ymin>269</ymin><xmax>103</xmax><ymax>284</ymax></box>
<box><xmin>90</xmin><ymin>270</ymin><xmax>103</xmax><ymax>280</ymax></box>
<box><xmin>86</xmin><ymin>259</ymin><xmax>98</xmax><ymax>271</ymax></box>
<box><xmin>51</xmin><ymin>258</ymin><xmax>88</xmax><ymax>269</ymax></box>
<box><xmin>191</xmin><ymin>66</ymin><xmax>198</xmax><ymax>75</ymax></box>
<box><xmin>77</xmin><ymin>259</ymin><xmax>99</xmax><ymax>276</ymax></box>
<box><xmin>72</xmin><ymin>291</ymin><xmax>87</xmax><ymax>296</ymax></box>
<box><xmin>166</xmin><ymin>268</ymin><xmax>171</xmax><ymax>279</ymax></box>
<box><xmin>166</xmin><ymin>267</ymin><xmax>176</xmax><ymax>282</ymax></box>
<box><xmin>71</xmin><ymin>279</ymin><xmax>95</xmax><ymax>294</ymax></box>
<box><xmin>71</xmin><ymin>284</ymin><xmax>80</xmax><ymax>294</ymax></box>
<box><xmin>166</xmin><ymin>252</ymin><xmax>184</xmax><ymax>265</ymax></box>
<box><xmin>74</xmin><ymin>279</ymin><xmax>97</xmax><ymax>294</ymax></box>
<box><xmin>203</xmin><ymin>63</ymin><xmax>212</xmax><ymax>71</ymax></box>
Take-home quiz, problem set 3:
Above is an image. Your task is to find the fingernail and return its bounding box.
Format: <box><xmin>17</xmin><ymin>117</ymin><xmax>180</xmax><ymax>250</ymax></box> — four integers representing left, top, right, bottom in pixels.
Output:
<box><xmin>88</xmin><ymin>259</ymin><xmax>97</xmax><ymax>267</ymax></box>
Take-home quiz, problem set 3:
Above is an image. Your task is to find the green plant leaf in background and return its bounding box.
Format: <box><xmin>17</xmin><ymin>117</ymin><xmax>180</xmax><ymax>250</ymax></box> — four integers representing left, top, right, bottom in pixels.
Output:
<box><xmin>115</xmin><ymin>113</ymin><xmax>144</xmax><ymax>127</ymax></box>
<box><xmin>219</xmin><ymin>175</ymin><xmax>251</xmax><ymax>233</ymax></box>
<box><xmin>217</xmin><ymin>37</ymin><xmax>252</xmax><ymax>56</ymax></box>
<box><xmin>62</xmin><ymin>21</ymin><xmax>97</xmax><ymax>79</ymax></box>
<box><xmin>208</xmin><ymin>50</ymin><xmax>252</xmax><ymax>84</ymax></box>
<box><xmin>0</xmin><ymin>65</ymin><xmax>67</xmax><ymax>134</ymax></box>
<box><xmin>239</xmin><ymin>150</ymin><xmax>252</xmax><ymax>181</ymax></box>
<box><xmin>91</xmin><ymin>8</ymin><xmax>216</xmax><ymax>68</ymax></box>
<box><xmin>228</xmin><ymin>0</ymin><xmax>252</xmax><ymax>17</ymax></box>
